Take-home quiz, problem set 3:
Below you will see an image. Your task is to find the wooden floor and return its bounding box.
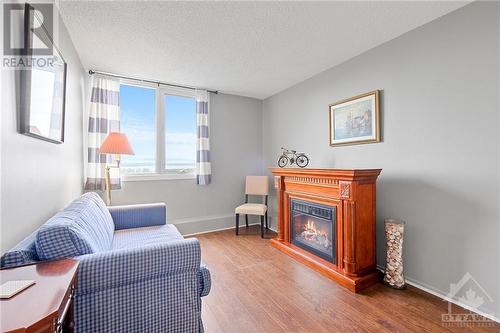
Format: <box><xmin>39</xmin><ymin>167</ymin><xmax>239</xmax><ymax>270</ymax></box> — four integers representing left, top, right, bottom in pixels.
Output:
<box><xmin>193</xmin><ymin>226</ymin><xmax>499</xmax><ymax>333</ymax></box>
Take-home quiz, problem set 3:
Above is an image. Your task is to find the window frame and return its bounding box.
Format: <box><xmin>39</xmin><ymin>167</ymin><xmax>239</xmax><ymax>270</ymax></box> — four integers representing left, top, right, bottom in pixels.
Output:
<box><xmin>120</xmin><ymin>80</ymin><xmax>197</xmax><ymax>182</ymax></box>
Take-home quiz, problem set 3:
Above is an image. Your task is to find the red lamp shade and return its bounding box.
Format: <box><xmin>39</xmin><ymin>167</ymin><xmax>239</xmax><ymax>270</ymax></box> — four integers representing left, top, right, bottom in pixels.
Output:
<box><xmin>99</xmin><ymin>132</ymin><xmax>134</xmax><ymax>155</ymax></box>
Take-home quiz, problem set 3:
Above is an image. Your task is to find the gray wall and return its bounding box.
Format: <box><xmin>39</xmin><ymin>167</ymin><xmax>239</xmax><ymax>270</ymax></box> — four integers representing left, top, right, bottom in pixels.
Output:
<box><xmin>263</xmin><ymin>2</ymin><xmax>499</xmax><ymax>317</ymax></box>
<box><xmin>1</xmin><ymin>6</ymin><xmax>86</xmax><ymax>252</ymax></box>
<box><xmin>113</xmin><ymin>93</ymin><xmax>263</xmax><ymax>234</ymax></box>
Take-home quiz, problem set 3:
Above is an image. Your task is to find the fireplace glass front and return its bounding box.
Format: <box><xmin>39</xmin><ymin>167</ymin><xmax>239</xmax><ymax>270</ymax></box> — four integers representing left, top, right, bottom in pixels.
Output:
<box><xmin>290</xmin><ymin>199</ymin><xmax>335</xmax><ymax>263</ymax></box>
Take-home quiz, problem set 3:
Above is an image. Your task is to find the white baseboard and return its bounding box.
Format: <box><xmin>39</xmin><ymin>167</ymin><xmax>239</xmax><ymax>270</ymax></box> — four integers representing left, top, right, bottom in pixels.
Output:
<box><xmin>183</xmin><ymin>220</ymin><xmax>278</xmax><ymax>238</ymax></box>
<box><xmin>183</xmin><ymin>222</ymin><xmax>261</xmax><ymax>237</ymax></box>
<box><xmin>376</xmin><ymin>265</ymin><xmax>499</xmax><ymax>323</ymax></box>
<box><xmin>169</xmin><ymin>213</ymin><xmax>234</xmax><ymax>225</ymax></box>
<box><xmin>178</xmin><ymin>214</ymin><xmax>278</xmax><ymax>236</ymax></box>
<box><xmin>172</xmin><ymin>213</ymin><xmax>271</xmax><ymax>236</ymax></box>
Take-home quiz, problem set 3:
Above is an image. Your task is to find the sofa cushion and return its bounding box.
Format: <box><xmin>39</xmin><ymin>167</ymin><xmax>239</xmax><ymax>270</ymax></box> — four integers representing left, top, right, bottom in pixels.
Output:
<box><xmin>112</xmin><ymin>224</ymin><xmax>183</xmax><ymax>250</ymax></box>
<box><xmin>0</xmin><ymin>230</ymin><xmax>39</xmax><ymax>268</ymax></box>
<box><xmin>35</xmin><ymin>192</ymin><xmax>115</xmax><ymax>260</ymax></box>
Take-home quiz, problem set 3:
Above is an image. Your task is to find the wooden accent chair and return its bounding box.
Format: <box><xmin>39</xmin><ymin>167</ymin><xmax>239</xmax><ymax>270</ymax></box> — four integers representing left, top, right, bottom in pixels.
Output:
<box><xmin>235</xmin><ymin>176</ymin><xmax>269</xmax><ymax>238</ymax></box>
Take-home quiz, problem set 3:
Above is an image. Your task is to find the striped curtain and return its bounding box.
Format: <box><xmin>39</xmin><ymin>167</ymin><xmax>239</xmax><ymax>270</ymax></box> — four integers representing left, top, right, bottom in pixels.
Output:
<box><xmin>84</xmin><ymin>76</ymin><xmax>121</xmax><ymax>191</ymax></box>
<box><xmin>196</xmin><ymin>89</ymin><xmax>211</xmax><ymax>185</ymax></box>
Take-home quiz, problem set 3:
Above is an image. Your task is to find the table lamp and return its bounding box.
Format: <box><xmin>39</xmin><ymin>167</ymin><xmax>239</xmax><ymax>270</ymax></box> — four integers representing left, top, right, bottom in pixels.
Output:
<box><xmin>99</xmin><ymin>132</ymin><xmax>134</xmax><ymax>205</ymax></box>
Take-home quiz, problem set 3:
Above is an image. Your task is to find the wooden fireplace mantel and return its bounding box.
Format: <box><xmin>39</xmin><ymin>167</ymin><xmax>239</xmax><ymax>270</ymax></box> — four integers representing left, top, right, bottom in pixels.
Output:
<box><xmin>270</xmin><ymin>167</ymin><xmax>382</xmax><ymax>292</ymax></box>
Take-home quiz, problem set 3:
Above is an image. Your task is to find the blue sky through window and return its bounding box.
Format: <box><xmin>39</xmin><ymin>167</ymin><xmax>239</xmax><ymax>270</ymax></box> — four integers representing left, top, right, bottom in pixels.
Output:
<box><xmin>120</xmin><ymin>84</ymin><xmax>156</xmax><ymax>173</ymax></box>
<box><xmin>119</xmin><ymin>84</ymin><xmax>197</xmax><ymax>174</ymax></box>
<box><xmin>165</xmin><ymin>95</ymin><xmax>196</xmax><ymax>170</ymax></box>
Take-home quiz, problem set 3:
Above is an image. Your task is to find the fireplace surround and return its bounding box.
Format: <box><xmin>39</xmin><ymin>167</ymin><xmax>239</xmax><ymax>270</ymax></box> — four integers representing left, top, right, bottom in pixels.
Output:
<box><xmin>270</xmin><ymin>168</ymin><xmax>382</xmax><ymax>292</ymax></box>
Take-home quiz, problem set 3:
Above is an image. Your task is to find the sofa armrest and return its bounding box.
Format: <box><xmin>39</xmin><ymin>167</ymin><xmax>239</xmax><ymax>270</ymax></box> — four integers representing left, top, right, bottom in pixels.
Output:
<box><xmin>198</xmin><ymin>264</ymin><xmax>211</xmax><ymax>297</ymax></box>
<box><xmin>108</xmin><ymin>203</ymin><xmax>166</xmax><ymax>230</ymax></box>
<box><xmin>75</xmin><ymin>238</ymin><xmax>200</xmax><ymax>296</ymax></box>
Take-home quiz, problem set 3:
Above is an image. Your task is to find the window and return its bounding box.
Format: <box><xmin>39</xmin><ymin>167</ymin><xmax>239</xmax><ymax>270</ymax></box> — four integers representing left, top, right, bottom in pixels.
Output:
<box><xmin>120</xmin><ymin>82</ymin><xmax>198</xmax><ymax>180</ymax></box>
<box><xmin>120</xmin><ymin>84</ymin><xmax>156</xmax><ymax>174</ymax></box>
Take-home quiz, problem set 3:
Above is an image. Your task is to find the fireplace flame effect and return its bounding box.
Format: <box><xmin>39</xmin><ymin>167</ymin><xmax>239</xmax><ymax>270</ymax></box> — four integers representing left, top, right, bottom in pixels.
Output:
<box><xmin>306</xmin><ymin>220</ymin><xmax>316</xmax><ymax>232</ymax></box>
<box><xmin>300</xmin><ymin>219</ymin><xmax>330</xmax><ymax>249</ymax></box>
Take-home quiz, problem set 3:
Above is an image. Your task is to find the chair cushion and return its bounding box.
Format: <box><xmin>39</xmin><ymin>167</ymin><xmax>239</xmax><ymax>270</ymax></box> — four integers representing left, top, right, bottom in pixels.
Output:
<box><xmin>35</xmin><ymin>192</ymin><xmax>115</xmax><ymax>261</ymax></box>
<box><xmin>112</xmin><ymin>224</ymin><xmax>184</xmax><ymax>250</ymax></box>
<box><xmin>235</xmin><ymin>203</ymin><xmax>267</xmax><ymax>216</ymax></box>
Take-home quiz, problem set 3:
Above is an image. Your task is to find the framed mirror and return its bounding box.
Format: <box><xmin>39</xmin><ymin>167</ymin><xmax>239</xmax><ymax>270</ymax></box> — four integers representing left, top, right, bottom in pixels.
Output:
<box><xmin>20</xmin><ymin>3</ymin><xmax>67</xmax><ymax>144</ymax></box>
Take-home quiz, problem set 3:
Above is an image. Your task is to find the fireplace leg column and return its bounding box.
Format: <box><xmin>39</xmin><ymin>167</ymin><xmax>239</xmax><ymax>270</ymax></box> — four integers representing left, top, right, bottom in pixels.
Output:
<box><xmin>343</xmin><ymin>200</ymin><xmax>357</xmax><ymax>275</ymax></box>
<box><xmin>274</xmin><ymin>176</ymin><xmax>284</xmax><ymax>241</ymax></box>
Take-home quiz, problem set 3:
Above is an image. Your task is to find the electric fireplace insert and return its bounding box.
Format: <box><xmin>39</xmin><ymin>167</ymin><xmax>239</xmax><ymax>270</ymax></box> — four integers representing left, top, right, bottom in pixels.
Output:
<box><xmin>290</xmin><ymin>199</ymin><xmax>336</xmax><ymax>263</ymax></box>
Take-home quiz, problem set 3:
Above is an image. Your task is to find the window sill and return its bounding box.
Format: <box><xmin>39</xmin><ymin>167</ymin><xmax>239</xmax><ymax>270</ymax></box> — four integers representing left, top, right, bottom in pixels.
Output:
<box><xmin>122</xmin><ymin>173</ymin><xmax>196</xmax><ymax>182</ymax></box>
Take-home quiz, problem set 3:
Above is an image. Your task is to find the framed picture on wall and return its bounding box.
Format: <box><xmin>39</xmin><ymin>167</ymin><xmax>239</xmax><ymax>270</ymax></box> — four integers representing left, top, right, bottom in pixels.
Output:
<box><xmin>19</xmin><ymin>3</ymin><xmax>67</xmax><ymax>144</ymax></box>
<box><xmin>329</xmin><ymin>90</ymin><xmax>380</xmax><ymax>147</ymax></box>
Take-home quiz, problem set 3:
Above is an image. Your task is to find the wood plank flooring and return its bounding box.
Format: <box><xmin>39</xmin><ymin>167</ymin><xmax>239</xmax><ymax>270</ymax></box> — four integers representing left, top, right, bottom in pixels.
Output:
<box><xmin>192</xmin><ymin>226</ymin><xmax>499</xmax><ymax>333</ymax></box>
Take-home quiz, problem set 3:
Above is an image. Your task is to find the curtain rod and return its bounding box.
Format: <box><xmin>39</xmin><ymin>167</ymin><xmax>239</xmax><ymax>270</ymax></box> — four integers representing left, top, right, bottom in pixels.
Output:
<box><xmin>88</xmin><ymin>69</ymin><xmax>218</xmax><ymax>94</ymax></box>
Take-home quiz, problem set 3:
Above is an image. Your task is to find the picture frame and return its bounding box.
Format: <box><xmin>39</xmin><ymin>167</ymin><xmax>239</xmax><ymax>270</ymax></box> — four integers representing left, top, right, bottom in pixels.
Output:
<box><xmin>19</xmin><ymin>3</ymin><xmax>67</xmax><ymax>144</ymax></box>
<box><xmin>329</xmin><ymin>90</ymin><xmax>380</xmax><ymax>147</ymax></box>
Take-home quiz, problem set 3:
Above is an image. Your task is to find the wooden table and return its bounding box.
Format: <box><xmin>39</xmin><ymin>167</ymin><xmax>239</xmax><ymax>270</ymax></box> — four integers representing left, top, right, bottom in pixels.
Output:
<box><xmin>0</xmin><ymin>259</ymin><xmax>79</xmax><ymax>333</ymax></box>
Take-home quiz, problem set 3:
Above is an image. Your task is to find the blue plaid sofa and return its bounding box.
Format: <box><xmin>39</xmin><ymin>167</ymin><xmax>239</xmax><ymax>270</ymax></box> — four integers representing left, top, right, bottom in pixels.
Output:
<box><xmin>0</xmin><ymin>192</ymin><xmax>211</xmax><ymax>333</ymax></box>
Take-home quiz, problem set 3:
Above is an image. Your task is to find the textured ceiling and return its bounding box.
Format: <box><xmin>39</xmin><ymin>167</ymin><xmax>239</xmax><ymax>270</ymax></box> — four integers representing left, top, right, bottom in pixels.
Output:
<box><xmin>59</xmin><ymin>1</ymin><xmax>469</xmax><ymax>99</ymax></box>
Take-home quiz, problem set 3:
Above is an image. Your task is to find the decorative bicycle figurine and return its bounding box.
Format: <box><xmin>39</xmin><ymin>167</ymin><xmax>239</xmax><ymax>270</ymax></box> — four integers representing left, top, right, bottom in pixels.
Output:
<box><xmin>277</xmin><ymin>147</ymin><xmax>309</xmax><ymax>168</ymax></box>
